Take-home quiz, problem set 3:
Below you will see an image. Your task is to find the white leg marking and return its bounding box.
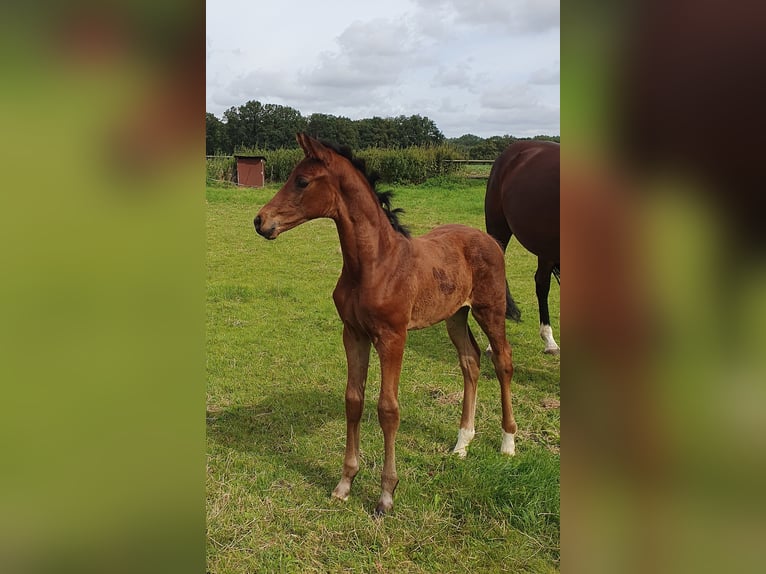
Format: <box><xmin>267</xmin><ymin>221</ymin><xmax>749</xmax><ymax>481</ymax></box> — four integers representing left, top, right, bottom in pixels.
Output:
<box><xmin>501</xmin><ymin>431</ymin><xmax>516</xmax><ymax>455</ymax></box>
<box><xmin>452</xmin><ymin>427</ymin><xmax>476</xmax><ymax>458</ymax></box>
<box><xmin>540</xmin><ymin>323</ymin><xmax>560</xmax><ymax>354</ymax></box>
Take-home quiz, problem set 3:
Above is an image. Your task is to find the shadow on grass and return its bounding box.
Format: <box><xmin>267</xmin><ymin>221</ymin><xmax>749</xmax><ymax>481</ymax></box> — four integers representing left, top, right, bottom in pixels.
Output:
<box><xmin>206</xmin><ymin>383</ymin><xmax>469</xmax><ymax>513</ymax></box>
<box><xmin>207</xmin><ymin>389</ymin><xmax>559</xmax><ymax>558</ymax></box>
<box><xmin>207</xmin><ymin>388</ymin><xmax>344</xmax><ymax>493</ymax></box>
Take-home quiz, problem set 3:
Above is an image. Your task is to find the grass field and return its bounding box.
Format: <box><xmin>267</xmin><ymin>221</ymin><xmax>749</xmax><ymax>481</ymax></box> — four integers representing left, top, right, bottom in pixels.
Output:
<box><xmin>206</xmin><ymin>176</ymin><xmax>560</xmax><ymax>573</ymax></box>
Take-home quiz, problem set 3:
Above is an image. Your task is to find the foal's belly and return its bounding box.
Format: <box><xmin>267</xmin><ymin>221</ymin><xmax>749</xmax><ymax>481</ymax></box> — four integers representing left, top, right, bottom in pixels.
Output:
<box><xmin>407</xmin><ymin>293</ymin><xmax>471</xmax><ymax>330</ymax></box>
<box><xmin>406</xmin><ymin>230</ymin><xmax>477</xmax><ymax>329</ymax></box>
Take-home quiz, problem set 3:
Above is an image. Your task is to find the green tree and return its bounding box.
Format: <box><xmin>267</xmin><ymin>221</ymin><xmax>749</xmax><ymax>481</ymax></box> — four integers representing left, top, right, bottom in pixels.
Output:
<box><xmin>206</xmin><ymin>112</ymin><xmax>227</xmax><ymax>155</ymax></box>
<box><xmin>470</xmin><ymin>135</ymin><xmax>518</xmax><ymax>159</ymax></box>
<box><xmin>393</xmin><ymin>115</ymin><xmax>444</xmax><ymax>147</ymax></box>
<box><xmin>234</xmin><ymin>100</ymin><xmax>266</xmax><ymax>149</ymax></box>
<box><xmin>356</xmin><ymin>116</ymin><xmax>395</xmax><ymax>148</ymax></box>
<box><xmin>306</xmin><ymin>113</ymin><xmax>359</xmax><ymax>148</ymax></box>
<box><xmin>260</xmin><ymin>104</ymin><xmax>307</xmax><ymax>148</ymax></box>
<box><xmin>448</xmin><ymin>134</ymin><xmax>483</xmax><ymax>155</ymax></box>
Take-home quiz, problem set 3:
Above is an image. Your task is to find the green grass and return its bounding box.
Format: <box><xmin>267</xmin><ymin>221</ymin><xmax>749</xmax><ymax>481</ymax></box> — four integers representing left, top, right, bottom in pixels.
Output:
<box><xmin>207</xmin><ymin>178</ymin><xmax>560</xmax><ymax>573</ymax></box>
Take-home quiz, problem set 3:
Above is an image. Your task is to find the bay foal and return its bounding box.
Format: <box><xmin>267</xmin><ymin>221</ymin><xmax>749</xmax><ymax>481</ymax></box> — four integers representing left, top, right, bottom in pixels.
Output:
<box><xmin>254</xmin><ymin>134</ymin><xmax>517</xmax><ymax>515</ymax></box>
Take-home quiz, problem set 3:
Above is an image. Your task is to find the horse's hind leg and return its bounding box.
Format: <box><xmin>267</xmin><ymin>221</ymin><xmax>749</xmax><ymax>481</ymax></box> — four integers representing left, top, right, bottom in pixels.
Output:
<box><xmin>471</xmin><ymin>304</ymin><xmax>517</xmax><ymax>455</ymax></box>
<box><xmin>484</xmin><ymin>216</ymin><xmax>513</xmax><ymax>355</ymax></box>
<box><xmin>536</xmin><ymin>259</ymin><xmax>560</xmax><ymax>355</ymax></box>
<box><xmin>446</xmin><ymin>307</ymin><xmax>481</xmax><ymax>457</ymax></box>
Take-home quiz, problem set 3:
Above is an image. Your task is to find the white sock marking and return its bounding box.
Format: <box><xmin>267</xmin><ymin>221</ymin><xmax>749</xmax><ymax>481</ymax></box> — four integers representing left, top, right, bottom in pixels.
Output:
<box><xmin>452</xmin><ymin>427</ymin><xmax>475</xmax><ymax>458</ymax></box>
<box><xmin>501</xmin><ymin>431</ymin><xmax>516</xmax><ymax>455</ymax></box>
<box><xmin>540</xmin><ymin>323</ymin><xmax>560</xmax><ymax>353</ymax></box>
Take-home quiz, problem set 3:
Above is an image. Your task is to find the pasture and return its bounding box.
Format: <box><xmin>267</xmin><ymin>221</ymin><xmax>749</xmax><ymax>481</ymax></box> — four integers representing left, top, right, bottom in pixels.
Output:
<box><xmin>206</xmin><ymin>176</ymin><xmax>560</xmax><ymax>573</ymax></box>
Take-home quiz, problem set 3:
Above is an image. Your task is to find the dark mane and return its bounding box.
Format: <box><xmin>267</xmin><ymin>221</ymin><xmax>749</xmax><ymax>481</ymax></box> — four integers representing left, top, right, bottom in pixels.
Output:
<box><xmin>319</xmin><ymin>139</ymin><xmax>411</xmax><ymax>238</ymax></box>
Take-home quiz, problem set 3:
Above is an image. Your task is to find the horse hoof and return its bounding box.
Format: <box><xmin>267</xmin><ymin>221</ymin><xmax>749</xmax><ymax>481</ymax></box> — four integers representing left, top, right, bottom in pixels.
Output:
<box><xmin>332</xmin><ymin>481</ymin><xmax>352</xmax><ymax>502</ymax></box>
<box><xmin>374</xmin><ymin>493</ymin><xmax>394</xmax><ymax>517</ymax></box>
<box><xmin>544</xmin><ymin>347</ymin><xmax>560</xmax><ymax>356</ymax></box>
<box><xmin>452</xmin><ymin>447</ymin><xmax>468</xmax><ymax>458</ymax></box>
<box><xmin>452</xmin><ymin>427</ymin><xmax>475</xmax><ymax>459</ymax></box>
<box><xmin>374</xmin><ymin>503</ymin><xmax>393</xmax><ymax>518</ymax></box>
<box><xmin>500</xmin><ymin>431</ymin><xmax>516</xmax><ymax>456</ymax></box>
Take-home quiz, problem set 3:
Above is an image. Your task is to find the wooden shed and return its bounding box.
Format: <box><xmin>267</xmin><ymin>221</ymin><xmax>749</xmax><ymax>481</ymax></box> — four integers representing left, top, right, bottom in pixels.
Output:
<box><xmin>235</xmin><ymin>155</ymin><xmax>266</xmax><ymax>187</ymax></box>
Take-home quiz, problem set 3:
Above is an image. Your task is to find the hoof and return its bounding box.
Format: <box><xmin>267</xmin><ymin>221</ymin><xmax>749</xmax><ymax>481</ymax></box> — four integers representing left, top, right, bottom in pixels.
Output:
<box><xmin>374</xmin><ymin>503</ymin><xmax>393</xmax><ymax>517</ymax></box>
<box><xmin>539</xmin><ymin>325</ymin><xmax>559</xmax><ymax>355</ymax></box>
<box><xmin>501</xmin><ymin>431</ymin><xmax>516</xmax><ymax>456</ymax></box>
<box><xmin>374</xmin><ymin>492</ymin><xmax>394</xmax><ymax>517</ymax></box>
<box><xmin>332</xmin><ymin>479</ymin><xmax>352</xmax><ymax>502</ymax></box>
<box><xmin>331</xmin><ymin>490</ymin><xmax>349</xmax><ymax>502</ymax></box>
<box><xmin>452</xmin><ymin>428</ymin><xmax>475</xmax><ymax>459</ymax></box>
<box><xmin>452</xmin><ymin>447</ymin><xmax>468</xmax><ymax>458</ymax></box>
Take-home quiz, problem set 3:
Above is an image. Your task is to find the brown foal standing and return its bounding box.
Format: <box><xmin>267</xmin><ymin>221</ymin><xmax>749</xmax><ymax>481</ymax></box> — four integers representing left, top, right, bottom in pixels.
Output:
<box><xmin>254</xmin><ymin>133</ymin><xmax>517</xmax><ymax>515</ymax></box>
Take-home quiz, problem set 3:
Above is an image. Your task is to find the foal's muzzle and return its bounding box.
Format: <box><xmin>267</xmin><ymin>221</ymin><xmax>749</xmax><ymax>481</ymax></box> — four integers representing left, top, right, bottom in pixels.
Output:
<box><xmin>253</xmin><ymin>214</ymin><xmax>277</xmax><ymax>240</ymax></box>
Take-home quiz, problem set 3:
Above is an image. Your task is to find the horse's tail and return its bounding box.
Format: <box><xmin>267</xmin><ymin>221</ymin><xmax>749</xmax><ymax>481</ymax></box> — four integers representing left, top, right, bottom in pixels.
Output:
<box><xmin>505</xmin><ymin>280</ymin><xmax>522</xmax><ymax>322</ymax></box>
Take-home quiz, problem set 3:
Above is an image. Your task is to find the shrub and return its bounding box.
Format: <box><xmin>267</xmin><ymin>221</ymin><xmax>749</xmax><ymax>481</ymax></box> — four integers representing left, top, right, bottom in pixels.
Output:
<box><xmin>206</xmin><ymin>155</ymin><xmax>236</xmax><ymax>184</ymax></box>
<box><xmin>207</xmin><ymin>145</ymin><xmax>468</xmax><ymax>186</ymax></box>
<box><xmin>359</xmin><ymin>145</ymin><xmax>465</xmax><ymax>184</ymax></box>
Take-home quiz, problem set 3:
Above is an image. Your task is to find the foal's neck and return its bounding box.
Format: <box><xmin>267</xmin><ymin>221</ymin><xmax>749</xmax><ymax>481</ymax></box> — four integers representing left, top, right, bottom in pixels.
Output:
<box><xmin>333</xmin><ymin>173</ymin><xmax>403</xmax><ymax>279</ymax></box>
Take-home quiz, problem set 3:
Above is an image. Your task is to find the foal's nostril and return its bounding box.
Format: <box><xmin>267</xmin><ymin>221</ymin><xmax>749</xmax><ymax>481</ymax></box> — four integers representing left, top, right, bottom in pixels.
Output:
<box><xmin>254</xmin><ymin>215</ymin><xmax>262</xmax><ymax>232</ymax></box>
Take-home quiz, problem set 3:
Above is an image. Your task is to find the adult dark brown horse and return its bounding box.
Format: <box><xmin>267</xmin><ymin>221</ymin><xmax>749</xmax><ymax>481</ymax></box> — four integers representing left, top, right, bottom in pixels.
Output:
<box><xmin>254</xmin><ymin>134</ymin><xmax>518</xmax><ymax>516</ymax></box>
<box><xmin>485</xmin><ymin>140</ymin><xmax>560</xmax><ymax>354</ymax></box>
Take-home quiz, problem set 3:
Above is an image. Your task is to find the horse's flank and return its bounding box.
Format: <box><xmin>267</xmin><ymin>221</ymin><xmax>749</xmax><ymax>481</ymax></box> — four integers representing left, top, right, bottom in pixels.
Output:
<box><xmin>485</xmin><ymin>139</ymin><xmax>560</xmax><ymax>354</ymax></box>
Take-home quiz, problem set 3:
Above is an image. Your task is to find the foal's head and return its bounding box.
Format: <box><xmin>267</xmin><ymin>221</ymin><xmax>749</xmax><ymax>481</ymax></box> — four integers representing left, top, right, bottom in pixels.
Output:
<box><xmin>254</xmin><ymin>133</ymin><xmax>409</xmax><ymax>239</ymax></box>
<box><xmin>253</xmin><ymin>133</ymin><xmax>354</xmax><ymax>239</ymax></box>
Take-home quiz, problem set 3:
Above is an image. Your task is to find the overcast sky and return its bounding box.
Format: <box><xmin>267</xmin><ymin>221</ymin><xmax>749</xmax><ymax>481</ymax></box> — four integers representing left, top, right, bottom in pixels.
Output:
<box><xmin>206</xmin><ymin>0</ymin><xmax>559</xmax><ymax>139</ymax></box>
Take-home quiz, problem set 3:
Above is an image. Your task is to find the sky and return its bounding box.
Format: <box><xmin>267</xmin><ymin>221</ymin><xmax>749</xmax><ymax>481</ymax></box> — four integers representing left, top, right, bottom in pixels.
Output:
<box><xmin>206</xmin><ymin>0</ymin><xmax>559</xmax><ymax>139</ymax></box>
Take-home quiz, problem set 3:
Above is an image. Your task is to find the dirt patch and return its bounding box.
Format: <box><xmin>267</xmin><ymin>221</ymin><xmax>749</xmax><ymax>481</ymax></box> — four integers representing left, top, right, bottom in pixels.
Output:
<box><xmin>541</xmin><ymin>398</ymin><xmax>560</xmax><ymax>409</ymax></box>
<box><xmin>428</xmin><ymin>387</ymin><xmax>463</xmax><ymax>406</ymax></box>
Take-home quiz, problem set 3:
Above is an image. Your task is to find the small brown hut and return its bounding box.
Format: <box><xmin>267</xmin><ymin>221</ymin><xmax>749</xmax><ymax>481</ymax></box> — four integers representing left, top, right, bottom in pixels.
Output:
<box><xmin>234</xmin><ymin>155</ymin><xmax>266</xmax><ymax>187</ymax></box>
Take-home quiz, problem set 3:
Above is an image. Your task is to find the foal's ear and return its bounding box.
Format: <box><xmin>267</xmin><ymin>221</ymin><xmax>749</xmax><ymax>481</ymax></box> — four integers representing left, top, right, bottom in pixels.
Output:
<box><xmin>296</xmin><ymin>133</ymin><xmax>333</xmax><ymax>164</ymax></box>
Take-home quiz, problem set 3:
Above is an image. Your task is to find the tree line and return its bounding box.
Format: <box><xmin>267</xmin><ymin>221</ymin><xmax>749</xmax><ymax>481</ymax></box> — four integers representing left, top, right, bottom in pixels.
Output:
<box><xmin>206</xmin><ymin>100</ymin><xmax>559</xmax><ymax>159</ymax></box>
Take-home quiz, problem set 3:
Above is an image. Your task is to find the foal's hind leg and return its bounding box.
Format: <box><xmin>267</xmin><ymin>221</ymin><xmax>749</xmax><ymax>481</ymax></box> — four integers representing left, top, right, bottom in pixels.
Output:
<box><xmin>446</xmin><ymin>307</ymin><xmax>481</xmax><ymax>457</ymax></box>
<box><xmin>471</xmin><ymin>305</ymin><xmax>517</xmax><ymax>455</ymax></box>
<box><xmin>536</xmin><ymin>259</ymin><xmax>560</xmax><ymax>355</ymax></box>
<box><xmin>484</xmin><ymin>215</ymin><xmax>513</xmax><ymax>355</ymax></box>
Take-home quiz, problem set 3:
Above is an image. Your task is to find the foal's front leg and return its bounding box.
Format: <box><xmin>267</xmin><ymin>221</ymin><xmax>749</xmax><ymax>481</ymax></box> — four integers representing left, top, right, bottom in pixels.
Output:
<box><xmin>332</xmin><ymin>326</ymin><xmax>371</xmax><ymax>501</ymax></box>
<box><xmin>374</xmin><ymin>331</ymin><xmax>406</xmax><ymax>516</ymax></box>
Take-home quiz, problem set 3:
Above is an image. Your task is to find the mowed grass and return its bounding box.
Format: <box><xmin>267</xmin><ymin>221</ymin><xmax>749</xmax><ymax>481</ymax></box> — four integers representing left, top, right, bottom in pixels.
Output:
<box><xmin>206</xmin><ymin>177</ymin><xmax>560</xmax><ymax>573</ymax></box>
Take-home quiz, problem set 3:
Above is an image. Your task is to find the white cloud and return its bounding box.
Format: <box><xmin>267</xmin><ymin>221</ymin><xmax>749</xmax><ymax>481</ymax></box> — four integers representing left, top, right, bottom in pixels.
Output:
<box><xmin>303</xmin><ymin>18</ymin><xmax>428</xmax><ymax>91</ymax></box>
<box><xmin>477</xmin><ymin>84</ymin><xmax>560</xmax><ymax>135</ymax></box>
<box><xmin>412</xmin><ymin>0</ymin><xmax>559</xmax><ymax>34</ymax></box>
<box><xmin>529</xmin><ymin>61</ymin><xmax>561</xmax><ymax>85</ymax></box>
<box><xmin>206</xmin><ymin>0</ymin><xmax>559</xmax><ymax>138</ymax></box>
<box><xmin>430</xmin><ymin>64</ymin><xmax>476</xmax><ymax>90</ymax></box>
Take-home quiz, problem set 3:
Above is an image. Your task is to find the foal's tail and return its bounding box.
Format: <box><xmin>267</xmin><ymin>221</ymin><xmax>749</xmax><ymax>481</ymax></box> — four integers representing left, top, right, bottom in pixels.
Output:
<box><xmin>505</xmin><ymin>281</ymin><xmax>522</xmax><ymax>322</ymax></box>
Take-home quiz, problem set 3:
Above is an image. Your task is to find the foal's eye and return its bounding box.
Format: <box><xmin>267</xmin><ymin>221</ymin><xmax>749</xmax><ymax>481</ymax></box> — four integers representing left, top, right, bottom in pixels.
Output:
<box><xmin>295</xmin><ymin>177</ymin><xmax>309</xmax><ymax>189</ymax></box>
